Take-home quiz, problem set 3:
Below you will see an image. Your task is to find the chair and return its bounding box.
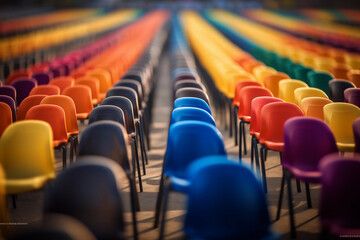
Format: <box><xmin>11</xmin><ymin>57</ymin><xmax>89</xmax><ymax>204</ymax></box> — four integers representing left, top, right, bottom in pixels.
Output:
<box><xmin>5</xmin><ymin>70</ymin><xmax>31</xmax><ymax>85</ymax></box>
<box><xmin>0</xmin><ymin>95</ymin><xmax>16</xmax><ymax>122</ymax></box>
<box><xmin>307</xmin><ymin>72</ymin><xmax>333</xmax><ymax>95</ymax></box>
<box><xmin>258</xmin><ymin>102</ymin><xmax>304</xmax><ymax>192</ymax></box>
<box><xmin>62</xmin><ymin>85</ymin><xmax>93</xmax><ymax>120</ymax></box>
<box><xmin>87</xmin><ymin>68</ymin><xmax>112</xmax><ymax>100</ymax></box>
<box><xmin>279</xmin><ymin>117</ymin><xmax>338</xmax><ymax>238</ymax></box>
<box><xmin>174</xmin><ymin>97</ymin><xmax>211</xmax><ymax>115</ymax></box>
<box><xmin>300</xmin><ymin>97</ymin><xmax>333</xmax><ymax>120</ymax></box>
<box><xmin>10</xmin><ymin>78</ymin><xmax>37</xmax><ymax>106</ymax></box>
<box><xmin>347</xmin><ymin>69</ymin><xmax>360</xmax><ymax>87</ymax></box>
<box><xmin>294</xmin><ymin>87</ymin><xmax>328</xmax><ymax>106</ymax></box>
<box><xmin>170</xmin><ymin>107</ymin><xmax>216</xmax><ymax>126</ymax></box>
<box><xmin>0</xmin><ymin>86</ymin><xmax>16</xmax><ymax>102</ymax></box>
<box><xmin>181</xmin><ymin>156</ymin><xmax>279</xmax><ymax>240</ymax></box>
<box><xmin>319</xmin><ymin>153</ymin><xmax>360</xmax><ymax>239</ymax></box>
<box><xmin>264</xmin><ymin>72</ymin><xmax>290</xmax><ymax>97</ymax></box>
<box><xmin>75</xmin><ymin>76</ymin><xmax>101</xmax><ymax>105</ymax></box>
<box><xmin>44</xmin><ymin>156</ymin><xmax>126</xmax><ymax>240</ymax></box>
<box><xmin>328</xmin><ymin>79</ymin><xmax>355</xmax><ymax>102</ymax></box>
<box><xmin>16</xmin><ymin>95</ymin><xmax>47</xmax><ymax>121</ymax></box>
<box><xmin>0</xmin><ymin>120</ymin><xmax>55</xmax><ymax>201</ymax></box>
<box><xmin>293</xmin><ymin>65</ymin><xmax>313</xmax><ymax>85</ymax></box>
<box><xmin>344</xmin><ymin>88</ymin><xmax>360</xmax><ymax>108</ymax></box>
<box><xmin>175</xmin><ymin>87</ymin><xmax>210</xmax><ymax>105</ymax></box>
<box><xmin>0</xmin><ymin>102</ymin><xmax>12</xmax><ymax>137</ymax></box>
<box><xmin>25</xmin><ymin>104</ymin><xmax>70</xmax><ymax>168</ymax></box>
<box><xmin>29</xmin><ymin>85</ymin><xmax>60</xmax><ymax>96</ymax></box>
<box><xmin>353</xmin><ymin>118</ymin><xmax>360</xmax><ymax>153</ymax></box>
<box><xmin>278</xmin><ymin>79</ymin><xmax>308</xmax><ymax>103</ymax></box>
<box><xmin>31</xmin><ymin>72</ymin><xmax>51</xmax><ymax>85</ymax></box>
<box><xmin>49</xmin><ymin>76</ymin><xmax>75</xmax><ymax>93</ymax></box>
<box><xmin>154</xmin><ymin>121</ymin><xmax>226</xmax><ymax>228</ymax></box>
<box><xmin>324</xmin><ymin>103</ymin><xmax>360</xmax><ymax>152</ymax></box>
<box><xmin>88</xmin><ymin>105</ymin><xmax>125</xmax><ymax>126</ymax></box>
<box><xmin>174</xmin><ymin>80</ymin><xmax>206</xmax><ymax>98</ymax></box>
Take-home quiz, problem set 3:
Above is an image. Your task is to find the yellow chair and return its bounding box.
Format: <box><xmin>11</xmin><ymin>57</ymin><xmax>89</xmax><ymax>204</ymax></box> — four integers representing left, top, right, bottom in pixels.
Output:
<box><xmin>0</xmin><ymin>120</ymin><xmax>55</xmax><ymax>195</ymax></box>
<box><xmin>252</xmin><ymin>65</ymin><xmax>277</xmax><ymax>84</ymax></box>
<box><xmin>278</xmin><ymin>79</ymin><xmax>308</xmax><ymax>103</ymax></box>
<box><xmin>300</xmin><ymin>97</ymin><xmax>333</xmax><ymax>120</ymax></box>
<box><xmin>294</xmin><ymin>87</ymin><xmax>328</xmax><ymax>106</ymax></box>
<box><xmin>324</xmin><ymin>103</ymin><xmax>360</xmax><ymax>152</ymax></box>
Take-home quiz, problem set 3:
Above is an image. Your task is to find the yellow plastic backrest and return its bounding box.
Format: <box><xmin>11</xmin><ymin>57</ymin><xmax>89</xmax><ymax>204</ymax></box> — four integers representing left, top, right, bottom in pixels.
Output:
<box><xmin>0</xmin><ymin>120</ymin><xmax>55</xmax><ymax>179</ymax></box>
<box><xmin>294</xmin><ymin>87</ymin><xmax>328</xmax><ymax>106</ymax></box>
<box><xmin>252</xmin><ymin>65</ymin><xmax>276</xmax><ymax>84</ymax></box>
<box><xmin>278</xmin><ymin>79</ymin><xmax>308</xmax><ymax>103</ymax></box>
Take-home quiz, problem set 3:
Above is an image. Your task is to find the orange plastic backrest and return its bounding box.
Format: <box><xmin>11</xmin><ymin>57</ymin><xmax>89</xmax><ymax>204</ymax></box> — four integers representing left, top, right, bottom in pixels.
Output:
<box><xmin>29</xmin><ymin>85</ymin><xmax>60</xmax><ymax>96</ymax></box>
<box><xmin>5</xmin><ymin>69</ymin><xmax>32</xmax><ymax>85</ymax></box>
<box><xmin>0</xmin><ymin>102</ymin><xmax>12</xmax><ymax>137</ymax></box>
<box><xmin>75</xmin><ymin>76</ymin><xmax>100</xmax><ymax>105</ymax></box>
<box><xmin>87</xmin><ymin>69</ymin><xmax>112</xmax><ymax>94</ymax></box>
<box><xmin>49</xmin><ymin>76</ymin><xmax>75</xmax><ymax>93</ymax></box>
<box><xmin>300</xmin><ymin>97</ymin><xmax>333</xmax><ymax>120</ymax></box>
<box><xmin>347</xmin><ymin>70</ymin><xmax>360</xmax><ymax>88</ymax></box>
<box><xmin>62</xmin><ymin>85</ymin><xmax>93</xmax><ymax>118</ymax></box>
<box><xmin>264</xmin><ymin>73</ymin><xmax>290</xmax><ymax>97</ymax></box>
<box><xmin>233</xmin><ymin>80</ymin><xmax>263</xmax><ymax>107</ymax></box>
<box><xmin>16</xmin><ymin>95</ymin><xmax>47</xmax><ymax>120</ymax></box>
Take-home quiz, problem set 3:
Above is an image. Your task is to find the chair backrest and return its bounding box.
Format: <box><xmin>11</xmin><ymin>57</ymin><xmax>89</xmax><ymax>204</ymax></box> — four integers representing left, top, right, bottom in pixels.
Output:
<box><xmin>0</xmin><ymin>86</ymin><xmax>16</xmax><ymax>102</ymax></box>
<box><xmin>0</xmin><ymin>95</ymin><xmax>16</xmax><ymax>122</ymax></box>
<box><xmin>233</xmin><ymin>80</ymin><xmax>263</xmax><ymax>107</ymax></box>
<box><xmin>10</xmin><ymin>78</ymin><xmax>37</xmax><ymax>106</ymax></box>
<box><xmin>184</xmin><ymin>156</ymin><xmax>277</xmax><ymax>240</ymax></box>
<box><xmin>344</xmin><ymin>88</ymin><xmax>360</xmax><ymax>108</ymax></box>
<box><xmin>174</xmin><ymin>97</ymin><xmax>211</xmax><ymax>115</ymax></box>
<box><xmin>62</xmin><ymin>85</ymin><xmax>93</xmax><ymax>119</ymax></box>
<box><xmin>31</xmin><ymin>72</ymin><xmax>51</xmax><ymax>85</ymax></box>
<box><xmin>0</xmin><ymin>120</ymin><xmax>55</xmax><ymax>181</ymax></box>
<box><xmin>175</xmin><ymin>87</ymin><xmax>210</xmax><ymax>106</ymax></box>
<box><xmin>101</xmin><ymin>96</ymin><xmax>135</xmax><ymax>134</ymax></box>
<box><xmin>29</xmin><ymin>85</ymin><xmax>60</xmax><ymax>96</ymax></box>
<box><xmin>44</xmin><ymin>157</ymin><xmax>125</xmax><ymax>240</ymax></box>
<box><xmin>88</xmin><ymin>105</ymin><xmax>125</xmax><ymax>127</ymax></box>
<box><xmin>106</xmin><ymin>87</ymin><xmax>139</xmax><ymax>118</ymax></box>
<box><xmin>264</xmin><ymin>73</ymin><xmax>289</xmax><ymax>97</ymax></box>
<box><xmin>347</xmin><ymin>69</ymin><xmax>360</xmax><ymax>87</ymax></box>
<box><xmin>307</xmin><ymin>72</ymin><xmax>333</xmax><ymax>95</ymax></box>
<box><xmin>354</xmin><ymin>118</ymin><xmax>360</xmax><ymax>153</ymax></box>
<box><xmin>164</xmin><ymin>121</ymin><xmax>226</xmax><ymax>179</ymax></box>
<box><xmin>278</xmin><ymin>79</ymin><xmax>308</xmax><ymax>103</ymax></box>
<box><xmin>293</xmin><ymin>65</ymin><xmax>313</xmax><ymax>84</ymax></box>
<box><xmin>283</xmin><ymin>117</ymin><xmax>338</xmax><ymax>175</ymax></box>
<box><xmin>324</xmin><ymin>103</ymin><xmax>360</xmax><ymax>151</ymax></box>
<box><xmin>170</xmin><ymin>107</ymin><xmax>216</xmax><ymax>126</ymax></box>
<box><xmin>16</xmin><ymin>95</ymin><xmax>47</xmax><ymax>121</ymax></box>
<box><xmin>41</xmin><ymin>95</ymin><xmax>79</xmax><ymax>135</ymax></box>
<box><xmin>300</xmin><ymin>97</ymin><xmax>333</xmax><ymax>120</ymax></box>
<box><xmin>0</xmin><ymin>102</ymin><xmax>12</xmax><ymax>137</ymax></box>
<box><xmin>328</xmin><ymin>79</ymin><xmax>355</xmax><ymax>102</ymax></box>
<box><xmin>5</xmin><ymin>70</ymin><xmax>31</xmax><ymax>85</ymax></box>
<box><xmin>238</xmin><ymin>86</ymin><xmax>273</xmax><ymax>120</ymax></box>
<box><xmin>294</xmin><ymin>87</ymin><xmax>328</xmax><ymax>106</ymax></box>
<box><xmin>49</xmin><ymin>76</ymin><xmax>75</xmax><ymax>93</ymax></box>
<box><xmin>115</xmin><ymin>80</ymin><xmax>143</xmax><ymax>109</ymax></box>
<box><xmin>319</xmin><ymin>153</ymin><xmax>360</xmax><ymax>234</ymax></box>
<box><xmin>87</xmin><ymin>69</ymin><xmax>112</xmax><ymax>95</ymax></box>
<box><xmin>75</xmin><ymin>76</ymin><xmax>101</xmax><ymax>105</ymax></box>
<box><xmin>174</xmin><ymin>80</ymin><xmax>205</xmax><ymax>94</ymax></box>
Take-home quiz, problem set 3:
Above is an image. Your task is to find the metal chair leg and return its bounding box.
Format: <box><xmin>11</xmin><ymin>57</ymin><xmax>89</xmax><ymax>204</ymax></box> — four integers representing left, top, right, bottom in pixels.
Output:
<box><xmin>159</xmin><ymin>179</ymin><xmax>172</xmax><ymax>240</ymax></box>
<box><xmin>305</xmin><ymin>183</ymin><xmax>312</xmax><ymax>208</ymax></box>
<box><xmin>136</xmin><ymin>122</ymin><xmax>146</xmax><ymax>175</ymax></box>
<box><xmin>229</xmin><ymin>100</ymin><xmax>233</xmax><ymax>138</ymax></box>
<box><xmin>242</xmin><ymin>122</ymin><xmax>247</xmax><ymax>155</ymax></box>
<box><xmin>276</xmin><ymin>171</ymin><xmax>285</xmax><ymax>221</ymax></box>
<box><xmin>154</xmin><ymin>172</ymin><xmax>165</xmax><ymax>228</ymax></box>
<box><xmin>131</xmin><ymin>139</ymin><xmax>143</xmax><ymax>192</ymax></box>
<box><xmin>128</xmin><ymin>177</ymin><xmax>139</xmax><ymax>240</ymax></box>
<box><xmin>286</xmin><ymin>171</ymin><xmax>296</xmax><ymax>238</ymax></box>
<box><xmin>260</xmin><ymin>146</ymin><xmax>268</xmax><ymax>193</ymax></box>
<box><xmin>239</xmin><ymin>121</ymin><xmax>242</xmax><ymax>160</ymax></box>
<box><xmin>234</xmin><ymin>106</ymin><xmax>238</xmax><ymax>146</ymax></box>
<box><xmin>62</xmin><ymin>144</ymin><xmax>67</xmax><ymax>170</ymax></box>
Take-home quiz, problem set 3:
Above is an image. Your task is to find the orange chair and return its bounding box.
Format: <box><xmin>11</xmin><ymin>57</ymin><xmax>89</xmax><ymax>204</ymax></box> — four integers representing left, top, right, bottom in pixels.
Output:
<box><xmin>75</xmin><ymin>76</ymin><xmax>101</xmax><ymax>105</ymax></box>
<box><xmin>258</xmin><ymin>102</ymin><xmax>304</xmax><ymax>192</ymax></box>
<box><xmin>62</xmin><ymin>85</ymin><xmax>93</xmax><ymax>120</ymax></box>
<box><xmin>300</xmin><ymin>97</ymin><xmax>333</xmax><ymax>120</ymax></box>
<box><xmin>87</xmin><ymin>68</ymin><xmax>112</xmax><ymax>100</ymax></box>
<box><xmin>294</xmin><ymin>87</ymin><xmax>328</xmax><ymax>106</ymax></box>
<box><xmin>237</xmin><ymin>86</ymin><xmax>273</xmax><ymax>159</ymax></box>
<box><xmin>264</xmin><ymin>73</ymin><xmax>290</xmax><ymax>97</ymax></box>
<box><xmin>49</xmin><ymin>76</ymin><xmax>75</xmax><ymax>93</ymax></box>
<box><xmin>41</xmin><ymin>95</ymin><xmax>79</xmax><ymax>162</ymax></box>
<box><xmin>25</xmin><ymin>104</ymin><xmax>69</xmax><ymax>168</ymax></box>
<box><xmin>29</xmin><ymin>85</ymin><xmax>60</xmax><ymax>96</ymax></box>
<box><xmin>16</xmin><ymin>95</ymin><xmax>47</xmax><ymax>121</ymax></box>
<box><xmin>330</xmin><ymin>64</ymin><xmax>350</xmax><ymax>79</ymax></box>
<box><xmin>0</xmin><ymin>102</ymin><xmax>12</xmax><ymax>137</ymax></box>
<box><xmin>347</xmin><ymin>69</ymin><xmax>360</xmax><ymax>87</ymax></box>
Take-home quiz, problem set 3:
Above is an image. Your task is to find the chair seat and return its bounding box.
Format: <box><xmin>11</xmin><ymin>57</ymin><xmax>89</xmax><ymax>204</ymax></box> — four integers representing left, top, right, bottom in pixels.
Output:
<box><xmin>262</xmin><ymin>141</ymin><xmax>283</xmax><ymax>152</ymax></box>
<box><xmin>53</xmin><ymin>139</ymin><xmax>69</xmax><ymax>148</ymax></box>
<box><xmin>250</xmin><ymin>131</ymin><xmax>260</xmax><ymax>138</ymax></box>
<box><xmin>170</xmin><ymin>176</ymin><xmax>190</xmax><ymax>193</ymax></box>
<box><xmin>69</xmin><ymin>131</ymin><xmax>79</xmax><ymax>136</ymax></box>
<box><xmin>283</xmin><ymin>164</ymin><xmax>321</xmax><ymax>183</ymax></box>
<box><xmin>92</xmin><ymin>99</ymin><xmax>99</xmax><ymax>105</ymax></box>
<box><xmin>238</xmin><ymin>115</ymin><xmax>251</xmax><ymax>122</ymax></box>
<box><xmin>337</xmin><ymin>142</ymin><xmax>355</xmax><ymax>152</ymax></box>
<box><xmin>6</xmin><ymin>173</ymin><xmax>55</xmax><ymax>194</ymax></box>
<box><xmin>233</xmin><ymin>101</ymin><xmax>240</xmax><ymax>107</ymax></box>
<box><xmin>76</xmin><ymin>112</ymin><xmax>90</xmax><ymax>119</ymax></box>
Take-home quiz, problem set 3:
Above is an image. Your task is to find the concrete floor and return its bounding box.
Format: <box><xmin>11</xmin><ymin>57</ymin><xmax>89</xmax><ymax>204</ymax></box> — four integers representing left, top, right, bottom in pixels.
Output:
<box><xmin>7</xmin><ymin>51</ymin><xmax>322</xmax><ymax>240</ymax></box>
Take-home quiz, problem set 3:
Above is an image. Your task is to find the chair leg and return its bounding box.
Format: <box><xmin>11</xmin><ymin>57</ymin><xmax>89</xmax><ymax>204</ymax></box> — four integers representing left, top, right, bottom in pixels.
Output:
<box><xmin>140</xmin><ymin>115</ymin><xmax>149</xmax><ymax>165</ymax></box>
<box><xmin>305</xmin><ymin>183</ymin><xmax>312</xmax><ymax>208</ymax></box>
<box><xmin>128</xmin><ymin>177</ymin><xmax>139</xmax><ymax>240</ymax></box>
<box><xmin>131</xmin><ymin>139</ymin><xmax>143</xmax><ymax>192</ymax></box>
<box><xmin>234</xmin><ymin>106</ymin><xmax>238</xmax><ymax>146</ymax></box>
<box><xmin>136</xmin><ymin>122</ymin><xmax>146</xmax><ymax>175</ymax></box>
<box><xmin>62</xmin><ymin>145</ymin><xmax>67</xmax><ymax>170</ymax></box>
<box><xmin>260</xmin><ymin>146</ymin><xmax>268</xmax><ymax>193</ymax></box>
<box><xmin>239</xmin><ymin>121</ymin><xmax>242</xmax><ymax>161</ymax></box>
<box><xmin>296</xmin><ymin>180</ymin><xmax>302</xmax><ymax>193</ymax></box>
<box><xmin>250</xmin><ymin>135</ymin><xmax>254</xmax><ymax>170</ymax></box>
<box><xmin>254</xmin><ymin>138</ymin><xmax>260</xmax><ymax>177</ymax></box>
<box><xmin>276</xmin><ymin>171</ymin><xmax>285</xmax><ymax>221</ymax></box>
<box><xmin>154</xmin><ymin>172</ymin><xmax>165</xmax><ymax>228</ymax></box>
<box><xmin>11</xmin><ymin>195</ymin><xmax>16</xmax><ymax>209</ymax></box>
<box><xmin>286</xmin><ymin>170</ymin><xmax>296</xmax><ymax>238</ymax></box>
<box><xmin>229</xmin><ymin>100</ymin><xmax>233</xmax><ymax>138</ymax></box>
<box><xmin>242</xmin><ymin>122</ymin><xmax>247</xmax><ymax>155</ymax></box>
<box><xmin>69</xmin><ymin>138</ymin><xmax>74</xmax><ymax>164</ymax></box>
<box><xmin>159</xmin><ymin>179</ymin><xmax>172</xmax><ymax>240</ymax></box>
<box><xmin>144</xmin><ymin>106</ymin><xmax>151</xmax><ymax>151</ymax></box>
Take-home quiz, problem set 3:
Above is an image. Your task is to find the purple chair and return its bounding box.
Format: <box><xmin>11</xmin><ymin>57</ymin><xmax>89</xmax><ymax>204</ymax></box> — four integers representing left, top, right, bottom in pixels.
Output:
<box><xmin>279</xmin><ymin>117</ymin><xmax>338</xmax><ymax>238</ymax></box>
<box><xmin>344</xmin><ymin>88</ymin><xmax>360</xmax><ymax>108</ymax></box>
<box><xmin>32</xmin><ymin>72</ymin><xmax>52</xmax><ymax>85</ymax></box>
<box><xmin>328</xmin><ymin>79</ymin><xmax>355</xmax><ymax>102</ymax></box>
<box><xmin>10</xmin><ymin>78</ymin><xmax>37</xmax><ymax>106</ymax></box>
<box><xmin>0</xmin><ymin>95</ymin><xmax>16</xmax><ymax>121</ymax></box>
<box><xmin>319</xmin><ymin>153</ymin><xmax>360</xmax><ymax>239</ymax></box>
<box><xmin>353</xmin><ymin>117</ymin><xmax>360</xmax><ymax>153</ymax></box>
<box><xmin>0</xmin><ymin>86</ymin><xmax>16</xmax><ymax>102</ymax></box>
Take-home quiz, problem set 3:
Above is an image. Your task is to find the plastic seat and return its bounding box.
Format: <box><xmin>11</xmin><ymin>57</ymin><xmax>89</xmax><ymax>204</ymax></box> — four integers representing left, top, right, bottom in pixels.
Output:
<box><xmin>25</xmin><ymin>104</ymin><xmax>69</xmax><ymax>168</ymax></box>
<box><xmin>278</xmin><ymin>79</ymin><xmax>308</xmax><ymax>103</ymax></box>
<box><xmin>62</xmin><ymin>85</ymin><xmax>93</xmax><ymax>120</ymax></box>
<box><xmin>294</xmin><ymin>87</ymin><xmax>328</xmax><ymax>106</ymax></box>
<box><xmin>0</xmin><ymin>95</ymin><xmax>16</xmax><ymax>122</ymax></box>
<box><xmin>319</xmin><ymin>153</ymin><xmax>360</xmax><ymax>238</ymax></box>
<box><xmin>278</xmin><ymin>117</ymin><xmax>338</xmax><ymax>238</ymax></box>
<box><xmin>353</xmin><ymin>118</ymin><xmax>360</xmax><ymax>153</ymax></box>
<box><xmin>31</xmin><ymin>72</ymin><xmax>51</xmax><ymax>85</ymax></box>
<box><xmin>174</xmin><ymin>97</ymin><xmax>211</xmax><ymax>115</ymax></box>
<box><xmin>293</xmin><ymin>65</ymin><xmax>313</xmax><ymax>85</ymax></box>
<box><xmin>154</xmin><ymin>121</ymin><xmax>226</xmax><ymax>228</ymax></box>
<box><xmin>181</xmin><ymin>156</ymin><xmax>279</xmax><ymax>240</ymax></box>
<box><xmin>0</xmin><ymin>120</ymin><xmax>55</xmax><ymax>195</ymax></box>
<box><xmin>29</xmin><ymin>85</ymin><xmax>60</xmax><ymax>96</ymax></box>
<box><xmin>0</xmin><ymin>102</ymin><xmax>12</xmax><ymax>137</ymax></box>
<box><xmin>75</xmin><ymin>76</ymin><xmax>101</xmax><ymax>105</ymax></box>
<box><xmin>328</xmin><ymin>79</ymin><xmax>355</xmax><ymax>102</ymax></box>
<box><xmin>49</xmin><ymin>76</ymin><xmax>75</xmax><ymax>93</ymax></box>
<box><xmin>16</xmin><ymin>95</ymin><xmax>47</xmax><ymax>121</ymax></box>
<box><xmin>0</xmin><ymin>86</ymin><xmax>16</xmax><ymax>102</ymax></box>
<box><xmin>175</xmin><ymin>87</ymin><xmax>210</xmax><ymax>105</ymax></box>
<box><xmin>347</xmin><ymin>69</ymin><xmax>360</xmax><ymax>87</ymax></box>
<box><xmin>10</xmin><ymin>78</ymin><xmax>37</xmax><ymax>106</ymax></box>
<box><xmin>44</xmin><ymin>156</ymin><xmax>126</xmax><ymax>240</ymax></box>
<box><xmin>344</xmin><ymin>88</ymin><xmax>360</xmax><ymax>108</ymax></box>
<box><xmin>89</xmin><ymin>105</ymin><xmax>125</xmax><ymax>126</ymax></box>
<box><xmin>258</xmin><ymin>102</ymin><xmax>304</xmax><ymax>192</ymax></box>
<box><xmin>263</xmin><ymin>73</ymin><xmax>290</xmax><ymax>97</ymax></box>
<box><xmin>307</xmin><ymin>72</ymin><xmax>333</xmax><ymax>95</ymax></box>
<box><xmin>324</xmin><ymin>103</ymin><xmax>360</xmax><ymax>152</ymax></box>
<box><xmin>300</xmin><ymin>97</ymin><xmax>333</xmax><ymax>120</ymax></box>
<box><xmin>170</xmin><ymin>107</ymin><xmax>216</xmax><ymax>126</ymax></box>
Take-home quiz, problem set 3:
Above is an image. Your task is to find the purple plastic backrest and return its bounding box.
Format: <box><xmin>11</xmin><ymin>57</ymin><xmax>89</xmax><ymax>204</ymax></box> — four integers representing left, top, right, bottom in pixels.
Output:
<box><xmin>10</xmin><ymin>78</ymin><xmax>37</xmax><ymax>106</ymax></box>
<box><xmin>0</xmin><ymin>86</ymin><xmax>16</xmax><ymax>102</ymax></box>
<box><xmin>32</xmin><ymin>72</ymin><xmax>52</xmax><ymax>85</ymax></box>
<box><xmin>353</xmin><ymin>118</ymin><xmax>360</xmax><ymax>153</ymax></box>
<box><xmin>0</xmin><ymin>95</ymin><xmax>16</xmax><ymax>121</ymax></box>
<box><xmin>344</xmin><ymin>88</ymin><xmax>360</xmax><ymax>108</ymax></box>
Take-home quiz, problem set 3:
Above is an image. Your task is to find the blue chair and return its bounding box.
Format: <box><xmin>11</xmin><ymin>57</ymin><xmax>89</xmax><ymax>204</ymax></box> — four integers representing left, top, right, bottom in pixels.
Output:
<box><xmin>174</xmin><ymin>97</ymin><xmax>212</xmax><ymax>115</ymax></box>
<box><xmin>154</xmin><ymin>120</ymin><xmax>226</xmax><ymax>228</ymax></box>
<box><xmin>88</xmin><ymin>105</ymin><xmax>125</xmax><ymax>126</ymax></box>
<box><xmin>170</xmin><ymin>107</ymin><xmax>216</xmax><ymax>126</ymax></box>
<box><xmin>181</xmin><ymin>156</ymin><xmax>279</xmax><ymax>240</ymax></box>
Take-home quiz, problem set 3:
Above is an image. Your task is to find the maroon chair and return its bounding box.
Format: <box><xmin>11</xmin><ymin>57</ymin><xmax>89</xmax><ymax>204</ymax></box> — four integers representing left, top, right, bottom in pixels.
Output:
<box><xmin>10</xmin><ymin>78</ymin><xmax>37</xmax><ymax>106</ymax></box>
<box><xmin>0</xmin><ymin>86</ymin><xmax>16</xmax><ymax>102</ymax></box>
<box><xmin>32</xmin><ymin>72</ymin><xmax>52</xmax><ymax>85</ymax></box>
<box><xmin>344</xmin><ymin>88</ymin><xmax>360</xmax><ymax>108</ymax></box>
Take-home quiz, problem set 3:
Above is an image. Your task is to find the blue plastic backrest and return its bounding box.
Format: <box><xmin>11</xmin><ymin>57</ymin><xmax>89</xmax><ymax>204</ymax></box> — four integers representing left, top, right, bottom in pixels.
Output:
<box><xmin>170</xmin><ymin>107</ymin><xmax>216</xmax><ymax>126</ymax></box>
<box><xmin>174</xmin><ymin>97</ymin><xmax>212</xmax><ymax>115</ymax></box>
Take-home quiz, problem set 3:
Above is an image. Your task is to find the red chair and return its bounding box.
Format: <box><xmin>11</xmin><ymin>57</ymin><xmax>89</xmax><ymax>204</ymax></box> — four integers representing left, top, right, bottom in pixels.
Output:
<box><xmin>0</xmin><ymin>102</ymin><xmax>12</xmax><ymax>137</ymax></box>
<box><xmin>16</xmin><ymin>95</ymin><xmax>47</xmax><ymax>121</ymax></box>
<box><xmin>5</xmin><ymin>69</ymin><xmax>32</xmax><ymax>85</ymax></box>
